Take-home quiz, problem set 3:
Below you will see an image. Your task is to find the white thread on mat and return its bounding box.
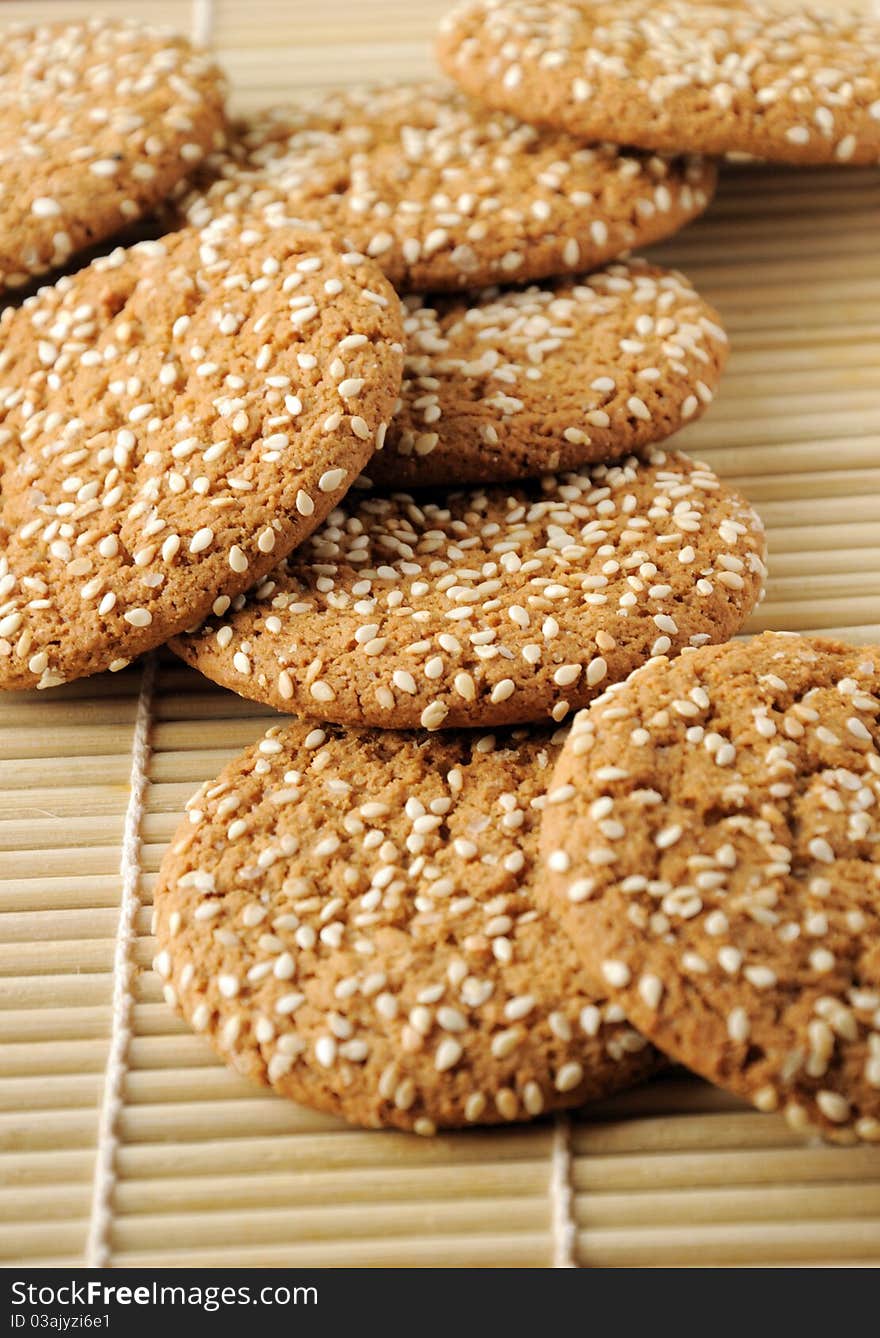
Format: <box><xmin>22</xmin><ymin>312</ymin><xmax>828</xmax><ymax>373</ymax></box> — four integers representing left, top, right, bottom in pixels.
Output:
<box><xmin>191</xmin><ymin>0</ymin><xmax>216</xmax><ymax>46</ymax></box>
<box><xmin>550</xmin><ymin>1113</ymin><xmax>577</xmax><ymax>1267</ymax></box>
<box><xmin>85</xmin><ymin>656</ymin><xmax>156</xmax><ymax>1269</ymax></box>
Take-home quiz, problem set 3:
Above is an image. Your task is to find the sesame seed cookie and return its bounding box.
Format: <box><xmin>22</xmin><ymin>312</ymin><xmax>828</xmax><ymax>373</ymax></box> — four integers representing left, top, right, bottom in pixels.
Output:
<box><xmin>177</xmin><ymin>82</ymin><xmax>717</xmax><ymax>292</ymax></box>
<box><xmin>438</xmin><ymin>1</ymin><xmax>880</xmax><ymax>166</ymax></box>
<box><xmin>153</xmin><ymin>721</ymin><xmax>658</xmax><ymax>1133</ymax></box>
<box><xmin>172</xmin><ymin>449</ymin><xmax>766</xmax><ymax>730</ymax></box>
<box><xmin>0</xmin><ymin>218</ymin><xmax>403</xmax><ymax>691</ymax></box>
<box><xmin>0</xmin><ymin>19</ymin><xmax>227</xmax><ymax>294</ymax></box>
<box><xmin>540</xmin><ymin>632</ymin><xmax>880</xmax><ymax>1145</ymax></box>
<box><xmin>366</xmin><ymin>260</ymin><xmax>727</xmax><ymax>490</ymax></box>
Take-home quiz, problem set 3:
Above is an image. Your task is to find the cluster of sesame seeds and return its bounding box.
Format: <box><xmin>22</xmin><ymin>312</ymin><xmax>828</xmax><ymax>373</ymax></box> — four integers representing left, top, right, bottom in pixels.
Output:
<box><xmin>439</xmin><ymin>1</ymin><xmax>880</xmax><ymax>164</ymax></box>
<box><xmin>154</xmin><ymin>723</ymin><xmax>653</xmax><ymax>1132</ymax></box>
<box><xmin>543</xmin><ymin>632</ymin><xmax>880</xmax><ymax>1142</ymax></box>
<box><xmin>369</xmin><ymin>260</ymin><xmax>727</xmax><ymax>486</ymax></box>
<box><xmin>177</xmin><ymin>448</ymin><xmax>766</xmax><ymax>730</ymax></box>
<box><xmin>0</xmin><ymin>19</ymin><xmax>227</xmax><ymax>290</ymax></box>
<box><xmin>0</xmin><ymin>218</ymin><xmax>402</xmax><ymax>689</ymax></box>
<box><xmin>180</xmin><ymin>81</ymin><xmax>715</xmax><ymax>291</ymax></box>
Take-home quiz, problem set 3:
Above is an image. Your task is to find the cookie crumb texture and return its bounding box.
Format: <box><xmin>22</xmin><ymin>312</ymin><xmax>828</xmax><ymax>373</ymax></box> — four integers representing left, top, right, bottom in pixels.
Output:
<box><xmin>179</xmin><ymin>82</ymin><xmax>717</xmax><ymax>292</ymax></box>
<box><xmin>0</xmin><ymin>19</ymin><xmax>227</xmax><ymax>292</ymax></box>
<box><xmin>541</xmin><ymin>633</ymin><xmax>880</xmax><ymax>1144</ymax></box>
<box><xmin>369</xmin><ymin>260</ymin><xmax>728</xmax><ymax>489</ymax></box>
<box><xmin>438</xmin><ymin>0</ymin><xmax>880</xmax><ymax>166</ymax></box>
<box><xmin>0</xmin><ymin>220</ymin><xmax>403</xmax><ymax>690</ymax></box>
<box><xmin>154</xmin><ymin>722</ymin><xmax>657</xmax><ymax>1132</ymax></box>
<box><xmin>173</xmin><ymin>450</ymin><xmax>766</xmax><ymax>730</ymax></box>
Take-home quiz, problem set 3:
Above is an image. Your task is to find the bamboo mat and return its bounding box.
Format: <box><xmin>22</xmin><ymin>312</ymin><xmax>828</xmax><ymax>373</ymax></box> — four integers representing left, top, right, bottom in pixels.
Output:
<box><xmin>1</xmin><ymin>0</ymin><xmax>879</xmax><ymax>1269</ymax></box>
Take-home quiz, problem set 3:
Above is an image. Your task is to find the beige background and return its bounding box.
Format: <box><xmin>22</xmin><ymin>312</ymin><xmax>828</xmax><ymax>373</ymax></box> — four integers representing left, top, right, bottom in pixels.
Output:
<box><xmin>0</xmin><ymin>0</ymin><xmax>879</xmax><ymax>1267</ymax></box>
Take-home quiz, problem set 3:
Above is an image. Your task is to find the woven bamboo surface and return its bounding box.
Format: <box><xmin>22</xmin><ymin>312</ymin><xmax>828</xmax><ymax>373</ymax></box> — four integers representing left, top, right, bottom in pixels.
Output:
<box><xmin>1</xmin><ymin>0</ymin><xmax>879</xmax><ymax>1268</ymax></box>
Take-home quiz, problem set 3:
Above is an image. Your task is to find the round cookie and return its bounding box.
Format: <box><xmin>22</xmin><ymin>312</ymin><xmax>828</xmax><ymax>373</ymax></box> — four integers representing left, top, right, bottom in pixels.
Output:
<box><xmin>438</xmin><ymin>0</ymin><xmax>880</xmax><ymax>166</ymax></box>
<box><xmin>172</xmin><ymin>449</ymin><xmax>766</xmax><ymax>730</ymax></box>
<box><xmin>0</xmin><ymin>19</ymin><xmax>227</xmax><ymax>293</ymax></box>
<box><xmin>540</xmin><ymin>632</ymin><xmax>880</xmax><ymax>1144</ymax></box>
<box><xmin>0</xmin><ymin>217</ymin><xmax>403</xmax><ymax>691</ymax></box>
<box><xmin>153</xmin><ymin>721</ymin><xmax>658</xmax><ymax>1133</ymax></box>
<box><xmin>177</xmin><ymin>82</ymin><xmax>718</xmax><ymax>292</ymax></box>
<box><xmin>366</xmin><ymin>260</ymin><xmax>728</xmax><ymax>490</ymax></box>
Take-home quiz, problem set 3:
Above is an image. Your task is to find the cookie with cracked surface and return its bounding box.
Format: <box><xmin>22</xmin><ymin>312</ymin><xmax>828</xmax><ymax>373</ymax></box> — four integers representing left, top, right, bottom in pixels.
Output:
<box><xmin>365</xmin><ymin>260</ymin><xmax>727</xmax><ymax>490</ymax></box>
<box><xmin>0</xmin><ymin>217</ymin><xmax>403</xmax><ymax>690</ymax></box>
<box><xmin>438</xmin><ymin>0</ymin><xmax>880</xmax><ymax>166</ymax></box>
<box><xmin>0</xmin><ymin>18</ymin><xmax>227</xmax><ymax>294</ymax></box>
<box><xmin>176</xmin><ymin>82</ymin><xmax>717</xmax><ymax>292</ymax></box>
<box><xmin>153</xmin><ymin>720</ymin><xmax>659</xmax><ymax>1133</ymax></box>
<box><xmin>540</xmin><ymin>632</ymin><xmax>880</xmax><ymax>1145</ymax></box>
<box><xmin>172</xmin><ymin>449</ymin><xmax>766</xmax><ymax>730</ymax></box>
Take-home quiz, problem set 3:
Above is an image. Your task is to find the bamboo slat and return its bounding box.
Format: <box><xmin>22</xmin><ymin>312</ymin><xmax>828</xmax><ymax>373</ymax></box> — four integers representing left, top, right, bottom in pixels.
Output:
<box><xmin>0</xmin><ymin>0</ymin><xmax>878</xmax><ymax>1271</ymax></box>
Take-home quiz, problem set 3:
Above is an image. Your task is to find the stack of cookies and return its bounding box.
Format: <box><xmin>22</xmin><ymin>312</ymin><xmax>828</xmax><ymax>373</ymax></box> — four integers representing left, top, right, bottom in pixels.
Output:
<box><xmin>1</xmin><ymin>3</ymin><xmax>878</xmax><ymax>1145</ymax></box>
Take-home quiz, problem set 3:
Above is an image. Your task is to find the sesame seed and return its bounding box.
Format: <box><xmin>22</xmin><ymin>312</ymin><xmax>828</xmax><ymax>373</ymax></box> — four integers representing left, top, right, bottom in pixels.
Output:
<box><xmin>744</xmin><ymin>965</ymin><xmax>777</xmax><ymax>990</ymax></box>
<box><xmin>554</xmin><ymin>1062</ymin><xmax>584</xmax><ymax>1093</ymax></box>
<box><xmin>638</xmin><ymin>974</ymin><xmax>663</xmax><ymax>1010</ymax></box>
<box><xmin>567</xmin><ymin>878</ymin><xmax>596</xmax><ymax>903</ymax></box>
<box><xmin>189</xmin><ymin>527</ymin><xmax>214</xmax><ymax>555</ymax></box>
<box><xmin>753</xmin><ymin>1087</ymin><xmax>778</xmax><ymax>1113</ymax></box>
<box><xmin>627</xmin><ymin>395</ymin><xmax>652</xmax><ymax>422</ymax></box>
<box><xmin>586</xmin><ymin>656</ymin><xmax>608</xmax><ymax>687</ymax></box>
<box><xmin>421</xmin><ymin>702</ymin><xmax>449</xmax><ymax>730</ymax></box>
<box><xmin>718</xmin><ymin>946</ymin><xmax>742</xmax><ymax>975</ymax></box>
<box><xmin>435</xmin><ymin>1038</ymin><xmax>463</xmax><ymax>1072</ymax></box>
<box><xmin>655</xmin><ymin>824</ymin><xmax>683</xmax><ymax>850</ymax></box>
<box><xmin>319</xmin><ymin>468</ymin><xmax>347</xmax><ymax>492</ymax></box>
<box><xmin>315</xmin><ymin>1036</ymin><xmax>337</xmax><ymax>1067</ymax></box>
<box><xmin>727</xmin><ymin>1007</ymin><xmax>750</xmax><ymax>1043</ymax></box>
<box><xmin>522</xmin><ymin>1082</ymin><xmax>544</xmax><ymax>1115</ymax></box>
<box><xmin>809</xmin><ymin>837</ymin><xmax>835</xmax><ymax>865</ymax></box>
<box><xmin>816</xmin><ymin>1090</ymin><xmax>851</xmax><ymax>1123</ymax></box>
<box><xmin>31</xmin><ymin>197</ymin><xmax>61</xmax><ymax>218</ymax></box>
<box><xmin>601</xmin><ymin>960</ymin><xmax>631</xmax><ymax>988</ymax></box>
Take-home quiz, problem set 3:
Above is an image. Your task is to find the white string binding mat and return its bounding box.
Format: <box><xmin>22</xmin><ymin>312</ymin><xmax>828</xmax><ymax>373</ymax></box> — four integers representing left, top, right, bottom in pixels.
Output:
<box><xmin>191</xmin><ymin>0</ymin><xmax>216</xmax><ymax>47</ymax></box>
<box><xmin>84</xmin><ymin>655</ymin><xmax>157</xmax><ymax>1269</ymax></box>
<box><xmin>550</xmin><ymin>1114</ymin><xmax>577</xmax><ymax>1268</ymax></box>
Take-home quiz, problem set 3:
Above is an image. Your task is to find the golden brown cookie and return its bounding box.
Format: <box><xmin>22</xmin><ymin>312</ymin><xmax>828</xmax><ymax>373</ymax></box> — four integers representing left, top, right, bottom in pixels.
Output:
<box><xmin>177</xmin><ymin>82</ymin><xmax>717</xmax><ymax>292</ymax></box>
<box><xmin>438</xmin><ymin>0</ymin><xmax>880</xmax><ymax>166</ymax></box>
<box><xmin>0</xmin><ymin>18</ymin><xmax>227</xmax><ymax>293</ymax></box>
<box><xmin>172</xmin><ymin>450</ymin><xmax>766</xmax><ymax>730</ymax></box>
<box><xmin>366</xmin><ymin>260</ymin><xmax>727</xmax><ymax>490</ymax></box>
<box><xmin>0</xmin><ymin>217</ymin><xmax>403</xmax><ymax>691</ymax></box>
<box><xmin>153</xmin><ymin>721</ymin><xmax>659</xmax><ymax>1133</ymax></box>
<box><xmin>540</xmin><ymin>632</ymin><xmax>880</xmax><ymax>1145</ymax></box>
